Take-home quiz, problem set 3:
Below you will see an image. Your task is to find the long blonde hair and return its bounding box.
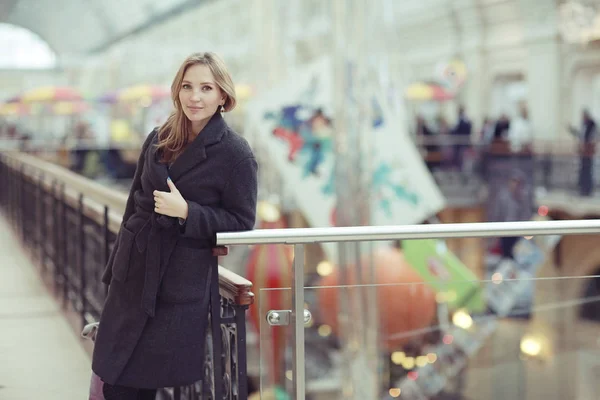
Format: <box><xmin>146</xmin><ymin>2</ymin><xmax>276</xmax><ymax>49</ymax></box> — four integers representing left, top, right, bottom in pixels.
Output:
<box><xmin>157</xmin><ymin>52</ymin><xmax>237</xmax><ymax>163</ymax></box>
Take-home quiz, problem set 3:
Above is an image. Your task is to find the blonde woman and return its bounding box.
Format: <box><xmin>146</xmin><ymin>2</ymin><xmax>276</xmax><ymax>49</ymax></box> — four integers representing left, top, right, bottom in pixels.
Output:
<box><xmin>90</xmin><ymin>52</ymin><xmax>258</xmax><ymax>399</ymax></box>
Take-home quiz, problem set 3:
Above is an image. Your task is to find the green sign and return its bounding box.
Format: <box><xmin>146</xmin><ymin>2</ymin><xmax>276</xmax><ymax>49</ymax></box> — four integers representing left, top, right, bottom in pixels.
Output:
<box><xmin>402</xmin><ymin>239</ymin><xmax>485</xmax><ymax>312</ymax></box>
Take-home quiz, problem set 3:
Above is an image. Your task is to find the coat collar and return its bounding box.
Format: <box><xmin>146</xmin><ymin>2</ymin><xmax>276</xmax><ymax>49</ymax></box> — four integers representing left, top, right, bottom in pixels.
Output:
<box><xmin>150</xmin><ymin>112</ymin><xmax>227</xmax><ymax>182</ymax></box>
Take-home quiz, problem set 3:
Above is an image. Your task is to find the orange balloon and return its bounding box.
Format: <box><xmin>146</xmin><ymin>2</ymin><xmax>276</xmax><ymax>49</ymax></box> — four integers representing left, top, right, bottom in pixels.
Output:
<box><xmin>317</xmin><ymin>247</ymin><xmax>436</xmax><ymax>350</ymax></box>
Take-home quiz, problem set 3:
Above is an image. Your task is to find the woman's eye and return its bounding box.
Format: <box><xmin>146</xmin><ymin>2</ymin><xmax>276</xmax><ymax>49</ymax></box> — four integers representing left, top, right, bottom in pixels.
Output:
<box><xmin>182</xmin><ymin>84</ymin><xmax>192</xmax><ymax>89</ymax></box>
<box><xmin>202</xmin><ymin>86</ymin><xmax>212</xmax><ymax>91</ymax></box>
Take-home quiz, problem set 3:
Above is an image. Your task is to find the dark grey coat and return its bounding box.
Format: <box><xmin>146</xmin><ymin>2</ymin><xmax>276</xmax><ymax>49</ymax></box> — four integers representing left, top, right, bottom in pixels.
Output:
<box><xmin>92</xmin><ymin>112</ymin><xmax>258</xmax><ymax>389</ymax></box>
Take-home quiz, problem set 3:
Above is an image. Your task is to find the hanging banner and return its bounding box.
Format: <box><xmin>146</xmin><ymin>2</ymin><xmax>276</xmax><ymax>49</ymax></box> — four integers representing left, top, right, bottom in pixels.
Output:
<box><xmin>245</xmin><ymin>57</ymin><xmax>445</xmax><ymax>260</ymax></box>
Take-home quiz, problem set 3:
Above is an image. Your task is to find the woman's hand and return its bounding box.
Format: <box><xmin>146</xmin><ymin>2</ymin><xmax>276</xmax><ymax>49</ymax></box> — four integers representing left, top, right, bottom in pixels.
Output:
<box><xmin>153</xmin><ymin>178</ymin><xmax>189</xmax><ymax>219</ymax></box>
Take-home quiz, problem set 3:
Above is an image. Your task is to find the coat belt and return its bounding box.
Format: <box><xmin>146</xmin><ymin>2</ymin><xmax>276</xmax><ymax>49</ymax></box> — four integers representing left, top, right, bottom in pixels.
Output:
<box><xmin>140</xmin><ymin>216</ymin><xmax>177</xmax><ymax>317</ymax></box>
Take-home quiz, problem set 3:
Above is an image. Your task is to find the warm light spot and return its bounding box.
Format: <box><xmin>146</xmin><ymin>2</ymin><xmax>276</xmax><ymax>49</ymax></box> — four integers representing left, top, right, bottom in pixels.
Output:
<box><xmin>407</xmin><ymin>371</ymin><xmax>419</xmax><ymax>381</ymax></box>
<box><xmin>538</xmin><ymin>205</ymin><xmax>549</xmax><ymax>217</ymax></box>
<box><xmin>520</xmin><ymin>335</ymin><xmax>542</xmax><ymax>357</ymax></box>
<box><xmin>416</xmin><ymin>356</ymin><xmax>428</xmax><ymax>367</ymax></box>
<box><xmin>389</xmin><ymin>388</ymin><xmax>401</xmax><ymax>397</ymax></box>
<box><xmin>317</xmin><ymin>260</ymin><xmax>334</xmax><ymax>277</ymax></box>
<box><xmin>427</xmin><ymin>353</ymin><xmax>437</xmax><ymax>363</ymax></box>
<box><xmin>452</xmin><ymin>309</ymin><xmax>473</xmax><ymax>330</ymax></box>
<box><xmin>402</xmin><ymin>357</ymin><xmax>415</xmax><ymax>370</ymax></box>
<box><xmin>443</xmin><ymin>334</ymin><xmax>454</xmax><ymax>345</ymax></box>
<box><xmin>286</xmin><ymin>370</ymin><xmax>293</xmax><ymax>381</ymax></box>
<box><xmin>391</xmin><ymin>351</ymin><xmax>406</xmax><ymax>365</ymax></box>
<box><xmin>257</xmin><ymin>201</ymin><xmax>281</xmax><ymax>222</ymax></box>
<box><xmin>318</xmin><ymin>325</ymin><xmax>332</xmax><ymax>337</ymax></box>
<box><xmin>524</xmin><ymin>236</ymin><xmax>533</xmax><ymax>240</ymax></box>
<box><xmin>492</xmin><ymin>273</ymin><xmax>503</xmax><ymax>284</ymax></box>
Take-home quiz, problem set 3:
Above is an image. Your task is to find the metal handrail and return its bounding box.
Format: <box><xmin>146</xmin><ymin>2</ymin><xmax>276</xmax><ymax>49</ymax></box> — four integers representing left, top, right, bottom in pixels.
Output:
<box><xmin>217</xmin><ymin>219</ymin><xmax>600</xmax><ymax>245</ymax></box>
<box><xmin>217</xmin><ymin>217</ymin><xmax>600</xmax><ymax>400</ymax></box>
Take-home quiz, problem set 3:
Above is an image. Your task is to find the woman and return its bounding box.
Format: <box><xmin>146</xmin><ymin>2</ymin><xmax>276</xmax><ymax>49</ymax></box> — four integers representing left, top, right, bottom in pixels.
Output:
<box><xmin>90</xmin><ymin>52</ymin><xmax>258</xmax><ymax>399</ymax></box>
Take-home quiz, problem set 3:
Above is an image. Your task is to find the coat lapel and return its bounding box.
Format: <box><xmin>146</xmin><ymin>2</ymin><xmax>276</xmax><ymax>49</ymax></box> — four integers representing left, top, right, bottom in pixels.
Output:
<box><xmin>146</xmin><ymin>133</ymin><xmax>170</xmax><ymax>192</ymax></box>
<box><xmin>167</xmin><ymin>112</ymin><xmax>227</xmax><ymax>181</ymax></box>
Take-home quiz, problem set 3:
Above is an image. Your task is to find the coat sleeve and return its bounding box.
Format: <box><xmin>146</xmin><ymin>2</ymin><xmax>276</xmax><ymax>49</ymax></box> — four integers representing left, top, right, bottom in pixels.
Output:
<box><xmin>180</xmin><ymin>156</ymin><xmax>258</xmax><ymax>240</ymax></box>
<box><xmin>101</xmin><ymin>131</ymin><xmax>156</xmax><ymax>285</ymax></box>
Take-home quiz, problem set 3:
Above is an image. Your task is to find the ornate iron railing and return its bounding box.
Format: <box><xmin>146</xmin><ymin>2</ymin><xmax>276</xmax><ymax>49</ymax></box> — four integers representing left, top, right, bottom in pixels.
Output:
<box><xmin>0</xmin><ymin>152</ymin><xmax>253</xmax><ymax>400</ymax></box>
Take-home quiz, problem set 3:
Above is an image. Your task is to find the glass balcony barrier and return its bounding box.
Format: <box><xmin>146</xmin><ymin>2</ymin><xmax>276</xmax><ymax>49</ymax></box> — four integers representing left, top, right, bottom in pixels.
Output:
<box><xmin>217</xmin><ymin>220</ymin><xmax>600</xmax><ymax>399</ymax></box>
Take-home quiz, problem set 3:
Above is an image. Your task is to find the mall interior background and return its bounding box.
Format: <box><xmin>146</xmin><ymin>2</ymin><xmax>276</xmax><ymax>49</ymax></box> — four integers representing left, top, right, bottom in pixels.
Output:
<box><xmin>2</xmin><ymin>0</ymin><xmax>600</xmax><ymax>399</ymax></box>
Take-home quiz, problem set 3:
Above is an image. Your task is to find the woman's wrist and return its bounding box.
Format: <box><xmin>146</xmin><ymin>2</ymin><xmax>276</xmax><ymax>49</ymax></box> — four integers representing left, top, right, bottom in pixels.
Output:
<box><xmin>180</xmin><ymin>201</ymin><xmax>189</xmax><ymax>220</ymax></box>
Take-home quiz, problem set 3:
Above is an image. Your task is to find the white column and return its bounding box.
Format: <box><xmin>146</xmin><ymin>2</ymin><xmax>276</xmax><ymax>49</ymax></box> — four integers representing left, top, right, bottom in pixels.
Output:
<box><xmin>453</xmin><ymin>0</ymin><xmax>487</xmax><ymax>131</ymax></box>
<box><xmin>519</xmin><ymin>0</ymin><xmax>562</xmax><ymax>139</ymax></box>
<box><xmin>525</xmin><ymin>37</ymin><xmax>561</xmax><ymax>139</ymax></box>
<box><xmin>252</xmin><ymin>0</ymin><xmax>284</xmax><ymax>90</ymax></box>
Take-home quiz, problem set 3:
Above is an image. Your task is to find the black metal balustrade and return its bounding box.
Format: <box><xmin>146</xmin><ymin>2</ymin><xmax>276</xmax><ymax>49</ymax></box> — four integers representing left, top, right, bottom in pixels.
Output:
<box><xmin>0</xmin><ymin>152</ymin><xmax>253</xmax><ymax>400</ymax></box>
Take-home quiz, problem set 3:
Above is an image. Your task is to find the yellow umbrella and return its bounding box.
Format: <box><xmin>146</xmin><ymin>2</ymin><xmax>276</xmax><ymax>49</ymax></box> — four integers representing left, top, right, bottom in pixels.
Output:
<box><xmin>52</xmin><ymin>101</ymin><xmax>90</xmax><ymax>115</ymax></box>
<box><xmin>0</xmin><ymin>103</ymin><xmax>29</xmax><ymax>116</ymax></box>
<box><xmin>21</xmin><ymin>86</ymin><xmax>82</xmax><ymax>103</ymax></box>
<box><xmin>405</xmin><ymin>82</ymin><xmax>454</xmax><ymax>101</ymax></box>
<box><xmin>405</xmin><ymin>82</ymin><xmax>435</xmax><ymax>100</ymax></box>
<box><xmin>118</xmin><ymin>85</ymin><xmax>170</xmax><ymax>103</ymax></box>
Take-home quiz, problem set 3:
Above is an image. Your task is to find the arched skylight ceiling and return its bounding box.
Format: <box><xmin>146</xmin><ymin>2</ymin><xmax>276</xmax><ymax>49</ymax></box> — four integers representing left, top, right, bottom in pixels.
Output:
<box><xmin>0</xmin><ymin>23</ymin><xmax>57</xmax><ymax>69</ymax></box>
<box><xmin>0</xmin><ymin>0</ymin><xmax>213</xmax><ymax>55</ymax></box>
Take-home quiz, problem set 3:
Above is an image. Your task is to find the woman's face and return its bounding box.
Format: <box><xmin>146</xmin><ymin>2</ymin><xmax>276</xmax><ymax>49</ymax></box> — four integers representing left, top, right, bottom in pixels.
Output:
<box><xmin>179</xmin><ymin>64</ymin><xmax>224</xmax><ymax>132</ymax></box>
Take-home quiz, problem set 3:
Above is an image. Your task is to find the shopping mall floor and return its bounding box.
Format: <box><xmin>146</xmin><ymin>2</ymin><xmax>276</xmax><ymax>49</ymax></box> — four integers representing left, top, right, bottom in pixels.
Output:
<box><xmin>0</xmin><ymin>213</ymin><xmax>91</xmax><ymax>399</ymax></box>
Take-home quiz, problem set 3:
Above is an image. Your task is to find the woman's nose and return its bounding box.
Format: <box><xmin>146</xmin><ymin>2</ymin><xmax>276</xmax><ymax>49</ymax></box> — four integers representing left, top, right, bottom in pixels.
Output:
<box><xmin>190</xmin><ymin>90</ymin><xmax>202</xmax><ymax>101</ymax></box>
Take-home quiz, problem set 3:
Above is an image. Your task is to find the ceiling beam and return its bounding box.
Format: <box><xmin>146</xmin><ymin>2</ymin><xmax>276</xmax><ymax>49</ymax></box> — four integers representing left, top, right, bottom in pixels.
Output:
<box><xmin>82</xmin><ymin>0</ymin><xmax>118</xmax><ymax>37</ymax></box>
<box><xmin>89</xmin><ymin>0</ymin><xmax>213</xmax><ymax>54</ymax></box>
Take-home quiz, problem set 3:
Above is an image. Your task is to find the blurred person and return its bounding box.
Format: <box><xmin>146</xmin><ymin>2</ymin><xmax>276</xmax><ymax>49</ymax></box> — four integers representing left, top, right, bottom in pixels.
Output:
<box><xmin>479</xmin><ymin>116</ymin><xmax>495</xmax><ymax>146</ymax></box>
<box><xmin>493</xmin><ymin>113</ymin><xmax>511</xmax><ymax>141</ymax></box>
<box><xmin>71</xmin><ymin>121</ymin><xmax>94</xmax><ymax>174</ymax></box>
<box><xmin>451</xmin><ymin>105</ymin><xmax>472</xmax><ymax>168</ymax></box>
<box><xmin>437</xmin><ymin>115</ymin><xmax>454</xmax><ymax>169</ymax></box>
<box><xmin>90</xmin><ymin>52</ymin><xmax>258</xmax><ymax>399</ymax></box>
<box><xmin>493</xmin><ymin>170</ymin><xmax>531</xmax><ymax>259</ymax></box>
<box><xmin>101</xmin><ymin>141</ymin><xmax>138</xmax><ymax>180</ymax></box>
<box><xmin>507</xmin><ymin>105</ymin><xmax>532</xmax><ymax>153</ymax></box>
<box><xmin>569</xmin><ymin>109</ymin><xmax>597</xmax><ymax>196</ymax></box>
<box><xmin>416</xmin><ymin>114</ymin><xmax>439</xmax><ymax>169</ymax></box>
<box><xmin>6</xmin><ymin>123</ymin><xmax>17</xmax><ymax>139</ymax></box>
<box><xmin>416</xmin><ymin>114</ymin><xmax>436</xmax><ymax>149</ymax></box>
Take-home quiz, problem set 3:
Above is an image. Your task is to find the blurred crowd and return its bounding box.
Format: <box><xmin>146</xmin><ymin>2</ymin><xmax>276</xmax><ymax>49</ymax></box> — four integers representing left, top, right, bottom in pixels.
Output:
<box><xmin>415</xmin><ymin>106</ymin><xmax>598</xmax><ymax>197</ymax></box>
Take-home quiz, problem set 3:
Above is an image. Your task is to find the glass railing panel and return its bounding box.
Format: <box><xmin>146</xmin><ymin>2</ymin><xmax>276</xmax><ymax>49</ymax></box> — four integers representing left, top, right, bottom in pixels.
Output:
<box><xmin>253</xmin><ymin>234</ymin><xmax>600</xmax><ymax>399</ymax></box>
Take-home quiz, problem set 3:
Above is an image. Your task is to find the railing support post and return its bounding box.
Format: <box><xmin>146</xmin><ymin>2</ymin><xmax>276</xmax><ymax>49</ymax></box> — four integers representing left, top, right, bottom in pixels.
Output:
<box><xmin>78</xmin><ymin>194</ymin><xmax>86</xmax><ymax>329</ymax></box>
<box><xmin>291</xmin><ymin>244</ymin><xmax>305</xmax><ymax>400</ymax></box>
